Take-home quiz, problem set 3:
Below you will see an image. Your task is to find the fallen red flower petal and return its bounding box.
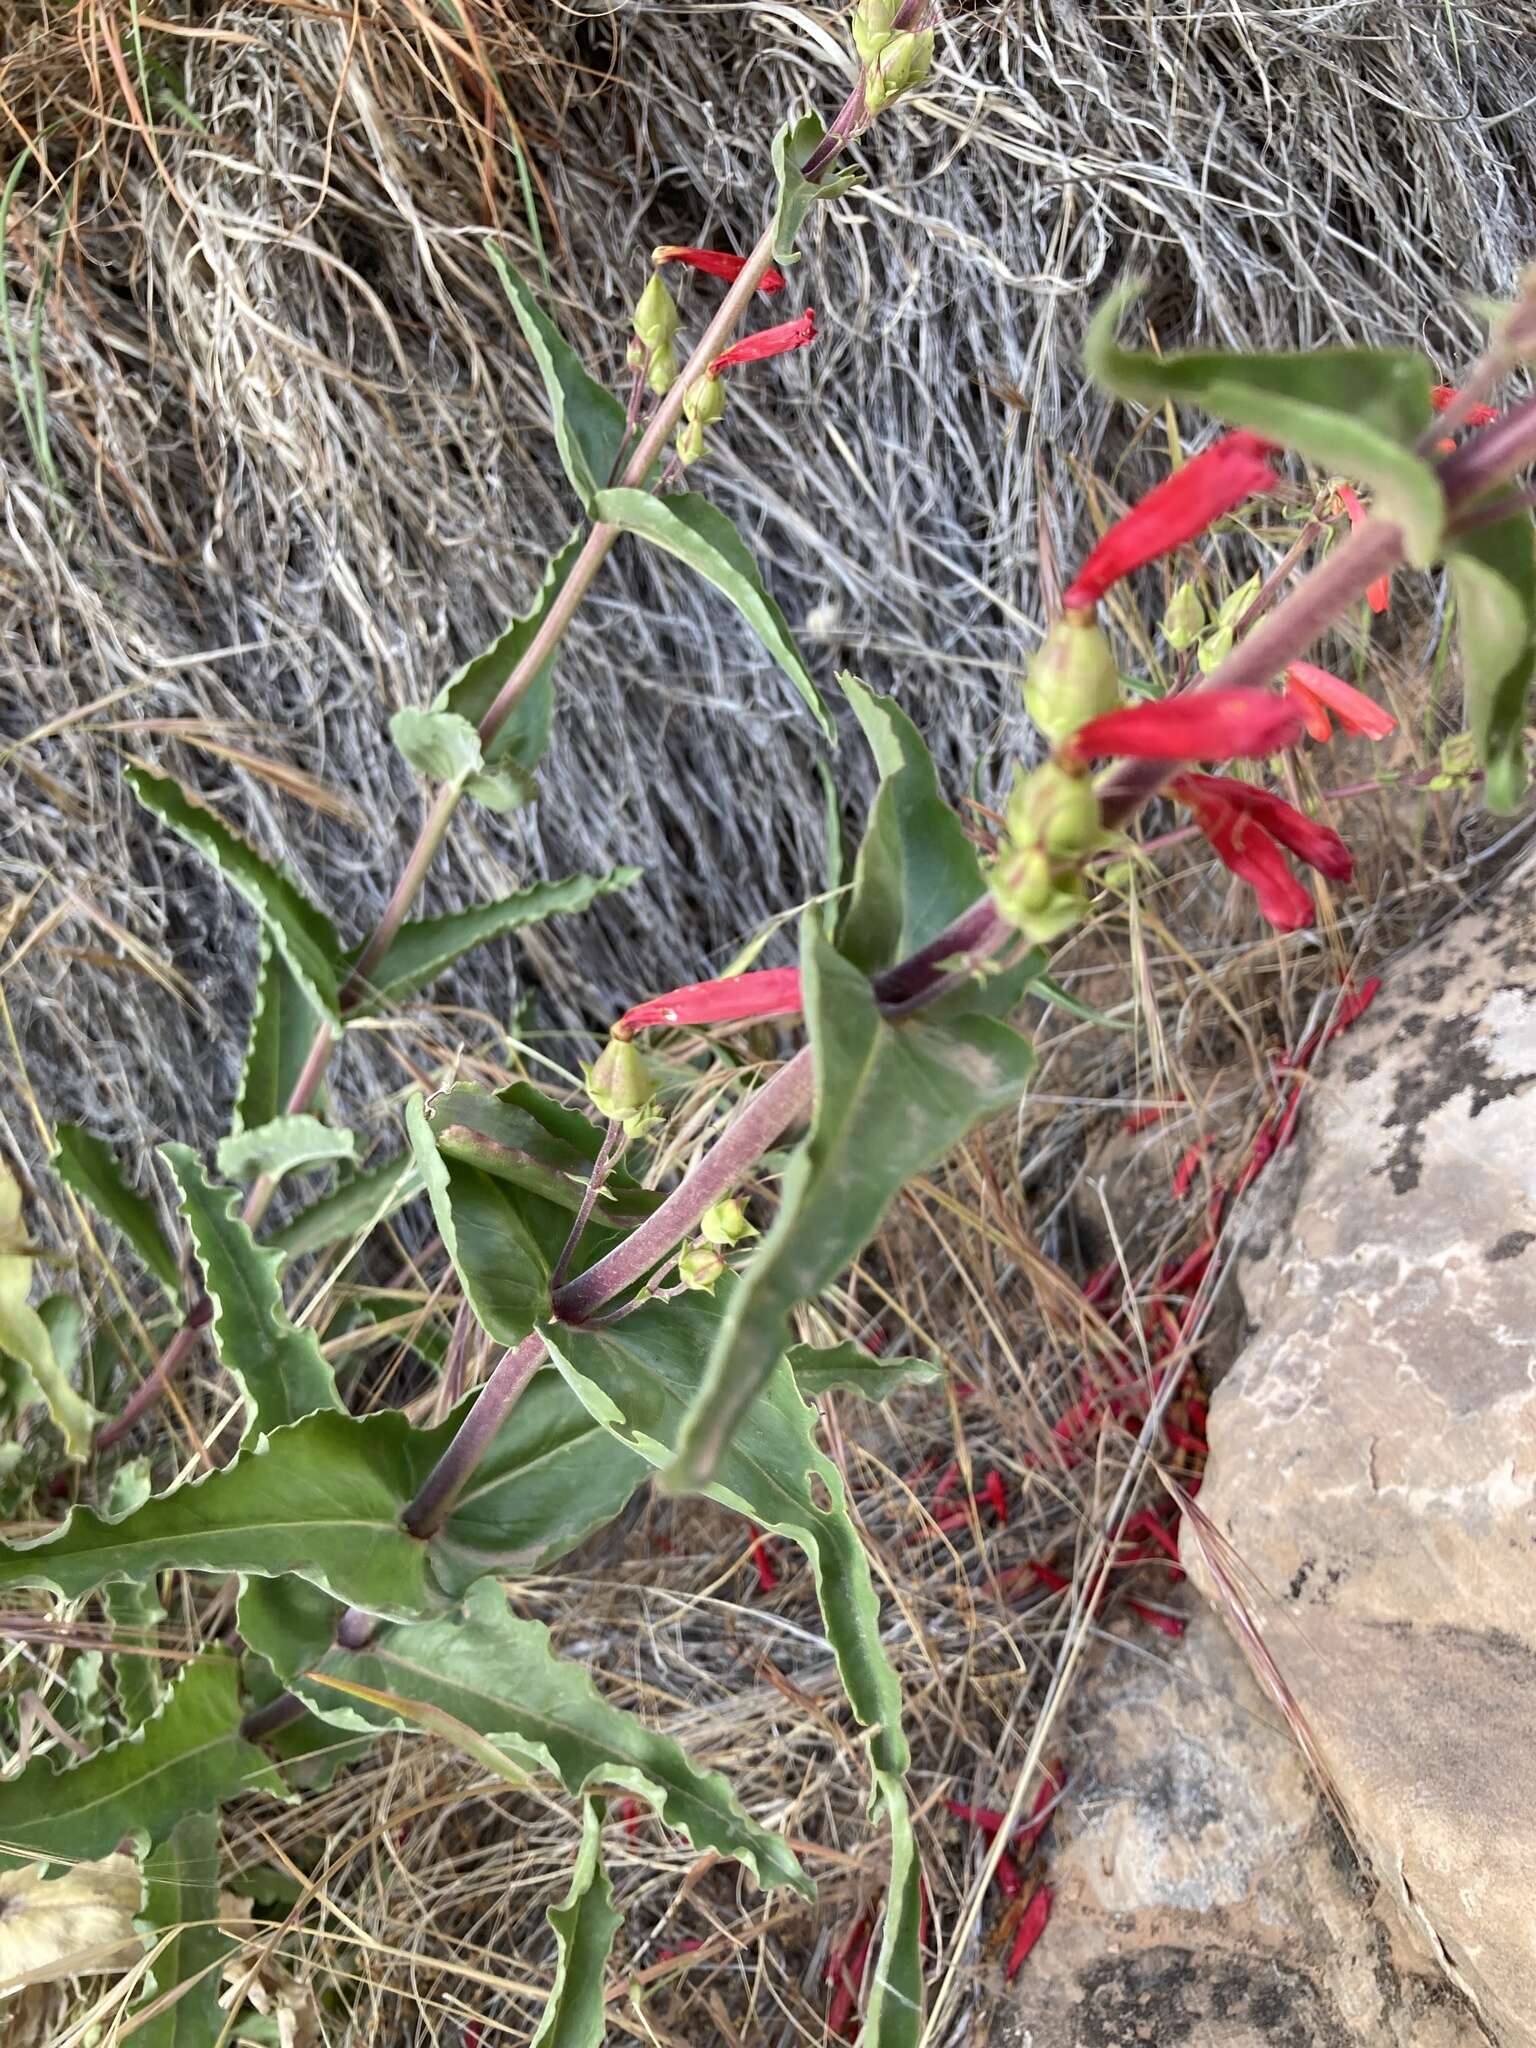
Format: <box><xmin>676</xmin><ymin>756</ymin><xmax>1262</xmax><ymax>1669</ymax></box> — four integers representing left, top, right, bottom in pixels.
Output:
<box><xmin>983</xmin><ymin>1469</ymin><xmax>1010</xmax><ymax>1526</ymax></box>
<box><xmin>1163</xmin><ymin>1421</ymin><xmax>1208</xmax><ymax>1457</ymax></box>
<box><xmin>993</xmin><ymin>1847</ymin><xmax>1023</xmax><ymax>1899</ymax></box>
<box><xmin>652</xmin><ymin>245</ymin><xmax>787</xmax><ymax>293</ymax></box>
<box><xmin>747</xmin><ymin>1523</ymin><xmax>779</xmax><ymax>1594</ymax></box>
<box><xmin>614</xmin><ymin>965</ymin><xmax>802</xmax><ymax>1036</ymax></box>
<box><xmin>1005</xmin><ymin>1885</ymin><xmax>1054</xmax><ymax>1981</ymax></box>
<box><xmin>1335</xmin><ymin>484</ymin><xmax>1391</xmax><ymax>613</ymax></box>
<box><xmin>1284</xmin><ymin>661</ymin><xmax>1396</xmax><ymax>741</ymax></box>
<box><xmin>1061</xmin><ymin>687</ymin><xmax>1303</xmax><ymax>770</ymax></box>
<box><xmin>1018</xmin><ymin>1763</ymin><xmax>1065</xmax><ymax>1846</ymax></box>
<box><xmin>1061</xmin><ymin>431</ymin><xmax>1279</xmax><ymax>611</ymax></box>
<box><xmin>1328</xmin><ymin>976</ymin><xmax>1382</xmax><ymax>1037</ymax></box>
<box><xmin>1128</xmin><ymin>1600</ymin><xmax>1188</xmax><ymax>1640</ymax></box>
<box><xmin>1431</xmin><ymin>382</ymin><xmax>1500</xmax><ymax>427</ymax></box>
<box><xmin>711</xmin><ymin>309</ymin><xmax>817</xmax><ymax>372</ymax></box>
<box><xmin>1171</xmin><ymin>1140</ymin><xmax>1207</xmax><ymax>1201</ymax></box>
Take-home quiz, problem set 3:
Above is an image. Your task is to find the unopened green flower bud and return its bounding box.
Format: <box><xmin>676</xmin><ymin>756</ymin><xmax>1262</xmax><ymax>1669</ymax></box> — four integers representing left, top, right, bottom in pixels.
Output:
<box><xmin>584</xmin><ymin>1036</ymin><xmax>657</xmax><ymax>1136</ymax></box>
<box><xmin>851</xmin><ymin>0</ymin><xmax>900</xmax><ymax>63</ymax></box>
<box><xmin>991</xmin><ymin>849</ymin><xmax>1088</xmax><ymax>943</ymax></box>
<box><xmin>646</xmin><ymin>338</ymin><xmax>679</xmax><ymax>398</ymax></box>
<box><xmin>1161</xmin><ymin>581</ymin><xmax>1205</xmax><ymax>650</ymax></box>
<box><xmin>1023</xmin><ymin>616</ymin><xmax>1121</xmax><ymax>743</ymax></box>
<box><xmin>1440</xmin><ymin>731</ymin><xmax>1479</xmax><ymax>778</ymax></box>
<box><xmin>1005</xmin><ymin>761</ymin><xmax>1105</xmax><ymax>859</ymax></box>
<box><xmin>864</xmin><ymin>27</ymin><xmax>933</xmax><ymax>111</ymax></box>
<box><xmin>683</xmin><ymin>373</ymin><xmax>727</xmax><ymax>427</ymax></box>
<box><xmin>633</xmin><ymin>273</ymin><xmax>680</xmax><ymax>354</ymax></box>
<box><xmin>1214</xmin><ymin>573</ymin><xmax>1262</xmax><ymax>629</ymax></box>
<box><xmin>675</xmin><ymin>417</ymin><xmax>708</xmax><ymax>467</ymax></box>
<box><xmin>700</xmin><ymin>1197</ymin><xmax>755</xmax><ymax>1248</ymax></box>
<box><xmin>678</xmin><ymin>1240</ymin><xmax>727</xmax><ymax>1294</ymax></box>
<box><xmin>1196</xmin><ymin>622</ymin><xmax>1234</xmax><ymax>674</ymax></box>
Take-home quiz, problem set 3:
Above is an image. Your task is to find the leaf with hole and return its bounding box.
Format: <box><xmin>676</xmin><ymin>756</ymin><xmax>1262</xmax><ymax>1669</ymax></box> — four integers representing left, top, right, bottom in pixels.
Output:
<box><xmin>593</xmin><ymin>488</ymin><xmax>833</xmax><ymax>741</ymax></box>
<box><xmin>530</xmin><ymin>1800</ymin><xmax>622</xmax><ymax>2048</ymax></box>
<box><xmin>491</xmin><ymin>250</ymin><xmax>630</xmax><ymax>510</ymax></box>
<box><xmin>52</xmin><ymin>1125</ymin><xmax>181</xmax><ymax>1302</ymax></box>
<box><xmin>124</xmin><ymin>765</ymin><xmax>344</xmax><ymax>1020</ymax></box>
<box><xmin>163</xmin><ymin>1146</ymin><xmax>340</xmax><ymax>1436</ymax></box>
<box><xmin>1084</xmin><ymin>283</ymin><xmax>1443</xmax><ymax>564</ymax></box>
<box><xmin>1447</xmin><ymin>512</ymin><xmax>1536</xmax><ymax>812</ymax></box>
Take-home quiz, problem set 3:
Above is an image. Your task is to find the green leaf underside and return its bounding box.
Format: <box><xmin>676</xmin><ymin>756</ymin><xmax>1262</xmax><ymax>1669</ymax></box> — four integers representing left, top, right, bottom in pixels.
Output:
<box><xmin>786</xmin><ymin>1340</ymin><xmax>941</xmax><ymax>1403</ymax></box>
<box><xmin>0</xmin><ymin>1382</ymin><xmax>638</xmax><ymax>1612</ymax></box>
<box><xmin>0</xmin><ymin>1654</ymin><xmax>286</xmax><ymax>1873</ymax></box>
<box><xmin>348</xmin><ymin>868</ymin><xmax>639</xmax><ymax>1012</ymax></box>
<box><xmin>162</xmin><ymin>1146</ymin><xmax>339</xmax><ymax>1436</ymax></box>
<box><xmin>835</xmin><ymin>673</ymin><xmax>984</xmax><ymax>975</ymax></box>
<box><xmin>491</xmin><ymin>250</ymin><xmax>629</xmax><ymax>510</ymax></box>
<box><xmin>529</xmin><ymin>1801</ymin><xmax>623</xmax><ymax>2048</ymax></box>
<box><xmin>592</xmin><ymin>488</ymin><xmax>834</xmax><ymax>742</ymax></box>
<box><xmin>429</xmin><ymin>1082</ymin><xmax>661</xmax><ymax>1229</ymax></box>
<box><xmin>406</xmin><ymin>1094</ymin><xmax>551</xmax><ymax>1344</ymax></box>
<box><xmin>769</xmin><ymin>113</ymin><xmax>866</xmax><ymax>265</ymax></box>
<box><xmin>389</xmin><ymin>707</ymin><xmax>530</xmax><ymax>812</ymax></box>
<box><xmin>215</xmin><ymin>1115</ymin><xmax>356</xmax><ymax>1188</ymax></box>
<box><xmin>52</xmin><ymin>1125</ymin><xmax>180</xmax><ymax>1301</ymax></box>
<box><xmin>431</xmin><ymin>536</ymin><xmax>584</xmax><ymax>779</ymax></box>
<box><xmin>1447</xmin><ymin>513</ymin><xmax>1536</xmax><ymax>813</ymax></box>
<box><xmin>135</xmin><ymin>1810</ymin><xmax>230</xmax><ymax>2048</ymax></box>
<box><xmin>544</xmin><ymin>1286</ymin><xmax>909</xmax><ymax>1779</ymax></box>
<box><xmin>124</xmin><ymin>765</ymin><xmax>343</xmax><ymax>1020</ymax></box>
<box><xmin>863</xmin><ymin>1772</ymin><xmax>924</xmax><ymax>2048</ymax></box>
<box><xmin>264</xmin><ymin>1153</ymin><xmax>421</xmax><ymax>1261</ymax></box>
<box><xmin>241</xmin><ymin>1575</ymin><xmax>808</xmax><ymax>1897</ymax></box>
<box><xmin>233</xmin><ymin>934</ymin><xmax>326</xmax><ymax>1135</ymax></box>
<box><xmin>672</xmin><ymin>922</ymin><xmax>1035</xmax><ymax>1486</ymax></box>
<box><xmin>1084</xmin><ymin>284</ymin><xmax>1444</xmax><ymax>565</ymax></box>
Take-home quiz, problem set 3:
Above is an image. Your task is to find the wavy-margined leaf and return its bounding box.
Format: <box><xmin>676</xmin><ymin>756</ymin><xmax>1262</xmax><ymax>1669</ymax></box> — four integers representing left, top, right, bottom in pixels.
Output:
<box><xmin>52</xmin><ymin>1125</ymin><xmax>181</xmax><ymax>1302</ymax></box>
<box><xmin>672</xmin><ymin>923</ymin><xmax>1035</xmax><ymax>1486</ymax></box>
<box><xmin>593</xmin><ymin>488</ymin><xmax>834</xmax><ymax>742</ymax></box>
<box><xmin>863</xmin><ymin>1772</ymin><xmax>924</xmax><ymax>2048</ymax></box>
<box><xmin>215</xmin><ymin>1115</ymin><xmax>356</xmax><ymax>1189</ymax></box>
<box><xmin>124</xmin><ymin>765</ymin><xmax>344</xmax><ymax>1020</ymax></box>
<box><xmin>430</xmin><ymin>1083</ymin><xmax>661</xmax><ymax>1231</ymax></box>
<box><xmin>348</xmin><ymin>867</ymin><xmax>639</xmax><ymax>1012</ymax></box>
<box><xmin>240</xmin><ymin>1574</ymin><xmax>809</xmax><ymax>1898</ymax></box>
<box><xmin>0</xmin><ymin>1164</ymin><xmax>100</xmax><ymax>1459</ymax></box>
<box><xmin>491</xmin><ymin>250</ymin><xmax>629</xmax><ymax>511</ymax></box>
<box><xmin>531</xmin><ymin>1800</ymin><xmax>622</xmax><ymax>2048</ymax></box>
<box><xmin>545</xmin><ymin>1287</ymin><xmax>908</xmax><ymax>1779</ymax></box>
<box><xmin>769</xmin><ymin>113</ymin><xmax>866</xmax><ymax>264</ymax></box>
<box><xmin>133</xmin><ymin>1811</ymin><xmax>229</xmax><ymax>2047</ymax></box>
<box><xmin>264</xmin><ymin>1152</ymin><xmax>421</xmax><ymax>1261</ymax></box>
<box><xmin>102</xmin><ymin>1461</ymin><xmax>165</xmax><ymax>1730</ymax></box>
<box><xmin>430</xmin><ymin>535</ymin><xmax>583</xmax><ymax>783</ymax></box>
<box><xmin>406</xmin><ymin>1094</ymin><xmax>550</xmax><ymax>1344</ymax></box>
<box><xmin>835</xmin><ymin>673</ymin><xmax>984</xmax><ymax>975</ymax></box>
<box><xmin>787</xmin><ymin>1340</ymin><xmax>941</xmax><ymax>1404</ymax></box>
<box><xmin>233</xmin><ymin>934</ymin><xmax>327</xmax><ymax>1134</ymax></box>
<box><xmin>0</xmin><ymin>1653</ymin><xmax>287</xmax><ymax>1873</ymax></box>
<box><xmin>162</xmin><ymin>1147</ymin><xmax>339</xmax><ymax>1436</ymax></box>
<box><xmin>1084</xmin><ymin>284</ymin><xmax>1443</xmax><ymax>564</ymax></box>
<box><xmin>1447</xmin><ymin>512</ymin><xmax>1536</xmax><ymax>812</ymax></box>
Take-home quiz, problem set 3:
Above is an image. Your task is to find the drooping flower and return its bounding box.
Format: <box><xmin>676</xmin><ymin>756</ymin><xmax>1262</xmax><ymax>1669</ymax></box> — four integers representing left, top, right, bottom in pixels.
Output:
<box><xmin>1061</xmin><ymin>432</ymin><xmax>1279</xmax><ymax>612</ymax></box>
<box><xmin>710</xmin><ymin>309</ymin><xmax>817</xmax><ymax>373</ymax></box>
<box><xmin>1334</xmin><ymin>484</ymin><xmax>1391</xmax><ymax>615</ymax></box>
<box><xmin>652</xmin><ymin>246</ymin><xmax>787</xmax><ymax>294</ymax></box>
<box><xmin>614</xmin><ymin>966</ymin><xmax>803</xmax><ymax>1037</ymax></box>
<box><xmin>1284</xmin><ymin>661</ymin><xmax>1396</xmax><ymax>742</ymax></box>
<box><xmin>1173</xmin><ymin>772</ymin><xmax>1353</xmax><ymax>932</ymax></box>
<box><xmin>1059</xmin><ymin>687</ymin><xmax>1303</xmax><ymax>771</ymax></box>
<box><xmin>1431</xmin><ymin>383</ymin><xmax>1500</xmax><ymax>428</ymax></box>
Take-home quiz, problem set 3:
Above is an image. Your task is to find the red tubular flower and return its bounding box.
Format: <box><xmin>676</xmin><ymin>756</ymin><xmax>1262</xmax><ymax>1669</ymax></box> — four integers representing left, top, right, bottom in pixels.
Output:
<box><xmin>1284</xmin><ymin>661</ymin><xmax>1396</xmax><ymax>742</ymax></box>
<box><xmin>1060</xmin><ymin>687</ymin><xmax>1303</xmax><ymax>770</ymax></box>
<box><xmin>614</xmin><ymin>966</ymin><xmax>803</xmax><ymax>1037</ymax></box>
<box><xmin>710</xmin><ymin>309</ymin><xmax>817</xmax><ymax>372</ymax></box>
<box><xmin>652</xmin><ymin>245</ymin><xmax>787</xmax><ymax>294</ymax></box>
<box><xmin>1431</xmin><ymin>382</ymin><xmax>1500</xmax><ymax>427</ymax></box>
<box><xmin>1173</xmin><ymin>772</ymin><xmax>1353</xmax><ymax>932</ymax></box>
<box><xmin>1062</xmin><ymin>431</ymin><xmax>1279</xmax><ymax>611</ymax></box>
<box><xmin>1334</xmin><ymin>484</ymin><xmax>1390</xmax><ymax>614</ymax></box>
<box><xmin>1005</xmin><ymin>1885</ymin><xmax>1054</xmax><ymax>1981</ymax></box>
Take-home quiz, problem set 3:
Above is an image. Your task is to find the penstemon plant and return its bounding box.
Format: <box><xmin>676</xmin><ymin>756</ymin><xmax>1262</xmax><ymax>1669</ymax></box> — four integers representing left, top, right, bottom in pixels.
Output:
<box><xmin>4</xmin><ymin>1</ymin><xmax>1536</xmax><ymax>2036</ymax></box>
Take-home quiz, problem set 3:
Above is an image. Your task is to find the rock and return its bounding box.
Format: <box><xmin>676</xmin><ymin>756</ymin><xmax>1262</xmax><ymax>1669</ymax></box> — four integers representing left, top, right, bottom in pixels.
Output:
<box><xmin>1185</xmin><ymin>879</ymin><xmax>1536</xmax><ymax>2045</ymax></box>
<box><xmin>998</xmin><ymin>1607</ymin><xmax>1486</xmax><ymax>2047</ymax></box>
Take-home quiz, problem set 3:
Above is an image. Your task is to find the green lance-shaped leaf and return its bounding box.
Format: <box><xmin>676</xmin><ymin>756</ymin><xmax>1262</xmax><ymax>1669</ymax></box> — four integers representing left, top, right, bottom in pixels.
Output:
<box><xmin>787</xmin><ymin>1339</ymin><xmax>941</xmax><ymax>1404</ymax></box>
<box><xmin>264</xmin><ymin>1152</ymin><xmax>421</xmax><ymax>1261</ymax></box>
<box><xmin>430</xmin><ymin>1082</ymin><xmax>661</xmax><ymax>1231</ymax></box>
<box><xmin>103</xmin><ymin>1460</ymin><xmax>165</xmax><ymax>1729</ymax></box>
<box><xmin>233</xmin><ymin>933</ymin><xmax>327</xmax><ymax>1135</ymax></box>
<box><xmin>430</xmin><ymin>534</ymin><xmax>584</xmax><ymax>783</ymax></box>
<box><xmin>215</xmin><ymin>1115</ymin><xmax>356</xmax><ymax>1189</ymax></box>
<box><xmin>862</xmin><ymin>1772</ymin><xmax>924</xmax><ymax>2048</ymax></box>
<box><xmin>1447</xmin><ymin>512</ymin><xmax>1536</xmax><ymax>813</ymax></box>
<box><xmin>406</xmin><ymin>1093</ymin><xmax>550</xmax><ymax>1345</ymax></box>
<box><xmin>124</xmin><ymin>765</ymin><xmax>344</xmax><ymax>1021</ymax></box>
<box><xmin>1084</xmin><ymin>283</ymin><xmax>1444</xmax><ymax>565</ymax></box>
<box><xmin>835</xmin><ymin>672</ymin><xmax>985</xmax><ymax>975</ymax></box>
<box><xmin>0</xmin><ymin>1653</ymin><xmax>287</xmax><ymax>1874</ymax></box>
<box><xmin>347</xmin><ymin>867</ymin><xmax>639</xmax><ymax>1013</ymax></box>
<box><xmin>52</xmin><ymin>1125</ymin><xmax>181</xmax><ymax>1302</ymax></box>
<box><xmin>592</xmin><ymin>488</ymin><xmax>834</xmax><ymax>742</ymax></box>
<box><xmin>671</xmin><ymin>922</ymin><xmax>1035</xmax><ymax>1485</ymax></box>
<box><xmin>133</xmin><ymin>1810</ymin><xmax>230</xmax><ymax>2048</ymax></box>
<box><xmin>770</xmin><ymin>113</ymin><xmax>866</xmax><ymax>264</ymax></box>
<box><xmin>491</xmin><ymin>249</ymin><xmax>630</xmax><ymax>512</ymax></box>
<box><xmin>240</xmin><ymin>1573</ymin><xmax>809</xmax><ymax>1898</ymax></box>
<box><xmin>0</xmin><ymin>1164</ymin><xmax>101</xmax><ymax>1459</ymax></box>
<box><xmin>162</xmin><ymin>1146</ymin><xmax>340</xmax><ymax>1436</ymax></box>
<box><xmin>530</xmin><ymin>1800</ymin><xmax>623</xmax><ymax>2048</ymax></box>
<box><xmin>545</xmin><ymin>1286</ymin><xmax>908</xmax><ymax>1780</ymax></box>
